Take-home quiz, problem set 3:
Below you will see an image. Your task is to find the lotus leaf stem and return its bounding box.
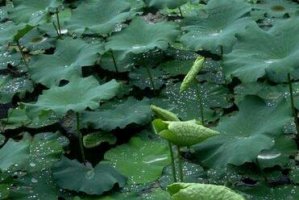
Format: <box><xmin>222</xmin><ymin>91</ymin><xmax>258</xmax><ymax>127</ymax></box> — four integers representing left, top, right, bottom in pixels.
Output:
<box><xmin>178</xmin><ymin>7</ymin><xmax>183</xmax><ymax>17</ymax></box>
<box><xmin>195</xmin><ymin>81</ymin><xmax>205</xmax><ymax>125</ymax></box>
<box><xmin>16</xmin><ymin>41</ymin><xmax>28</xmax><ymax>69</ymax></box>
<box><xmin>145</xmin><ymin>64</ymin><xmax>156</xmax><ymax>90</ymax></box>
<box><xmin>56</xmin><ymin>8</ymin><xmax>61</xmax><ymax>35</ymax></box>
<box><xmin>76</xmin><ymin>112</ymin><xmax>86</xmax><ymax>164</ymax></box>
<box><xmin>176</xmin><ymin>145</ymin><xmax>184</xmax><ymax>182</ymax></box>
<box><xmin>168</xmin><ymin>141</ymin><xmax>177</xmax><ymax>182</ymax></box>
<box><xmin>52</xmin><ymin>22</ymin><xmax>60</xmax><ymax>38</ymax></box>
<box><xmin>287</xmin><ymin>73</ymin><xmax>299</xmax><ymax>137</ymax></box>
<box><xmin>110</xmin><ymin>50</ymin><xmax>119</xmax><ymax>73</ymax></box>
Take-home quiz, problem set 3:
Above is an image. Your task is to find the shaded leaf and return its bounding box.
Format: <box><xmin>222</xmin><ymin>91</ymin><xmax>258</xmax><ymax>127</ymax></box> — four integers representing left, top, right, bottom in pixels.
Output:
<box><xmin>83</xmin><ymin>132</ymin><xmax>117</xmax><ymax>148</ymax></box>
<box><xmin>144</xmin><ymin>0</ymin><xmax>187</xmax><ymax>9</ymax></box>
<box><xmin>53</xmin><ymin>156</ymin><xmax>126</xmax><ymax>195</ymax></box>
<box><xmin>82</xmin><ymin>98</ymin><xmax>151</xmax><ymax>131</ymax></box>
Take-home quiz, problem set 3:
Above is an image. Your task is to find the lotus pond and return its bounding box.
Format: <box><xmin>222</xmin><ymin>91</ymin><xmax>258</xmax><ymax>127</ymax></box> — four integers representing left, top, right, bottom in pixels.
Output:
<box><xmin>1</xmin><ymin>0</ymin><xmax>299</xmax><ymax>199</ymax></box>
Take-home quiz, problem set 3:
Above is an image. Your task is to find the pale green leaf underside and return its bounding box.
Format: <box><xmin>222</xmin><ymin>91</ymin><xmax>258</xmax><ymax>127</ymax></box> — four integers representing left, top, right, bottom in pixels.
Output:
<box><xmin>167</xmin><ymin>183</ymin><xmax>245</xmax><ymax>200</ymax></box>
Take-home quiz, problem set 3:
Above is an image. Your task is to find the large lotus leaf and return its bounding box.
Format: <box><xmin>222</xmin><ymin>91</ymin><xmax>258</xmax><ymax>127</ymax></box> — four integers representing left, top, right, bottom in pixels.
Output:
<box><xmin>153</xmin><ymin>81</ymin><xmax>231</xmax><ymax>122</ymax></box>
<box><xmin>0</xmin><ymin>75</ymin><xmax>33</xmax><ymax>103</ymax></box>
<box><xmin>9</xmin><ymin>170</ymin><xmax>60</xmax><ymax>200</ymax></box>
<box><xmin>106</xmin><ymin>17</ymin><xmax>179</xmax><ymax>59</ymax></box>
<box><xmin>180</xmin><ymin>0</ymin><xmax>253</xmax><ymax>54</ymax></box>
<box><xmin>224</xmin><ymin>18</ymin><xmax>299</xmax><ymax>83</ymax></box>
<box><xmin>0</xmin><ymin>22</ymin><xmax>28</xmax><ymax>45</ymax></box>
<box><xmin>238</xmin><ymin>183</ymin><xmax>299</xmax><ymax>200</ymax></box>
<box><xmin>129</xmin><ymin>67</ymin><xmax>165</xmax><ymax>90</ymax></box>
<box><xmin>104</xmin><ymin>135</ymin><xmax>171</xmax><ymax>184</ymax></box>
<box><xmin>144</xmin><ymin>0</ymin><xmax>187</xmax><ymax>9</ymax></box>
<box><xmin>82</xmin><ymin>98</ymin><xmax>151</xmax><ymax>131</ymax></box>
<box><xmin>29</xmin><ymin>38</ymin><xmax>103</xmax><ymax>87</ymax></box>
<box><xmin>0</xmin><ymin>46</ymin><xmax>22</xmax><ymax>69</ymax></box>
<box><xmin>25</xmin><ymin>76</ymin><xmax>120</xmax><ymax>117</ymax></box>
<box><xmin>0</xmin><ymin>139</ymin><xmax>29</xmax><ymax>171</ymax></box>
<box><xmin>66</xmin><ymin>0</ymin><xmax>133</xmax><ymax>35</ymax></box>
<box><xmin>9</xmin><ymin>0</ymin><xmax>62</xmax><ymax>24</ymax></box>
<box><xmin>167</xmin><ymin>183</ymin><xmax>245</xmax><ymax>200</ymax></box>
<box><xmin>52</xmin><ymin>156</ymin><xmax>126</xmax><ymax>195</ymax></box>
<box><xmin>253</xmin><ymin>0</ymin><xmax>299</xmax><ymax>18</ymax></box>
<box><xmin>193</xmin><ymin>96</ymin><xmax>292</xmax><ymax>168</ymax></box>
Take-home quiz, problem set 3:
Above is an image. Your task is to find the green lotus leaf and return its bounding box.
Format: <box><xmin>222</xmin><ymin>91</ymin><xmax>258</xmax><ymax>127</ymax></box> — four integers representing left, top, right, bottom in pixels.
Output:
<box><xmin>0</xmin><ymin>139</ymin><xmax>29</xmax><ymax>171</ymax></box>
<box><xmin>167</xmin><ymin>183</ymin><xmax>245</xmax><ymax>200</ymax></box>
<box><xmin>99</xmin><ymin>50</ymin><xmax>135</xmax><ymax>72</ymax></box>
<box><xmin>193</xmin><ymin>96</ymin><xmax>292</xmax><ymax>168</ymax></box>
<box><xmin>224</xmin><ymin>18</ymin><xmax>299</xmax><ymax>83</ymax></box>
<box><xmin>106</xmin><ymin>17</ymin><xmax>179</xmax><ymax>59</ymax></box>
<box><xmin>0</xmin><ymin>46</ymin><xmax>22</xmax><ymax>69</ymax></box>
<box><xmin>159</xmin><ymin>59</ymin><xmax>193</xmax><ymax>76</ymax></box>
<box><xmin>9</xmin><ymin>170</ymin><xmax>60</xmax><ymax>200</ymax></box>
<box><xmin>0</xmin><ymin>134</ymin><xmax>5</xmax><ymax>146</ymax></box>
<box><xmin>253</xmin><ymin>0</ymin><xmax>299</xmax><ymax>18</ymax></box>
<box><xmin>0</xmin><ymin>22</ymin><xmax>28</xmax><ymax>45</ymax></box>
<box><xmin>0</xmin><ymin>75</ymin><xmax>33</xmax><ymax>103</ymax></box>
<box><xmin>82</xmin><ymin>98</ymin><xmax>151</xmax><ymax>131</ymax></box>
<box><xmin>52</xmin><ymin>156</ymin><xmax>126</xmax><ymax>195</ymax></box>
<box><xmin>25</xmin><ymin>76</ymin><xmax>120</xmax><ymax>117</ymax></box>
<box><xmin>153</xmin><ymin>119</ymin><xmax>219</xmax><ymax>146</ymax></box>
<box><xmin>151</xmin><ymin>104</ymin><xmax>180</xmax><ymax>121</ymax></box>
<box><xmin>9</xmin><ymin>0</ymin><xmax>62</xmax><ymax>24</ymax></box>
<box><xmin>13</xmin><ymin>24</ymin><xmax>34</xmax><ymax>42</ymax></box>
<box><xmin>180</xmin><ymin>56</ymin><xmax>204</xmax><ymax>93</ymax></box>
<box><xmin>144</xmin><ymin>0</ymin><xmax>187</xmax><ymax>9</ymax></box>
<box><xmin>66</xmin><ymin>0</ymin><xmax>133</xmax><ymax>35</ymax></box>
<box><xmin>180</xmin><ymin>0</ymin><xmax>253</xmax><ymax>54</ymax></box>
<box><xmin>104</xmin><ymin>135</ymin><xmax>171</xmax><ymax>184</ymax></box>
<box><xmin>29</xmin><ymin>38</ymin><xmax>104</xmax><ymax>87</ymax></box>
<box><xmin>83</xmin><ymin>132</ymin><xmax>117</xmax><ymax>148</ymax></box>
<box><xmin>129</xmin><ymin>67</ymin><xmax>165</xmax><ymax>90</ymax></box>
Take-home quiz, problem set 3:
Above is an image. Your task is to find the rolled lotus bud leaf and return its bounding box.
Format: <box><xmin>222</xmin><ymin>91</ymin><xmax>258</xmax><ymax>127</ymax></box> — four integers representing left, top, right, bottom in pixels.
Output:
<box><xmin>150</xmin><ymin>105</ymin><xmax>180</xmax><ymax>121</ymax></box>
<box><xmin>167</xmin><ymin>183</ymin><xmax>246</xmax><ymax>200</ymax></box>
<box><xmin>152</xmin><ymin>119</ymin><xmax>219</xmax><ymax>146</ymax></box>
<box><xmin>180</xmin><ymin>56</ymin><xmax>205</xmax><ymax>93</ymax></box>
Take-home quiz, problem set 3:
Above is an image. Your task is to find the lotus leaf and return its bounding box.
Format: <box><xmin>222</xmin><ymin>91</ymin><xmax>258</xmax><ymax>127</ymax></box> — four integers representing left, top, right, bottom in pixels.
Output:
<box><xmin>29</xmin><ymin>38</ymin><xmax>104</xmax><ymax>87</ymax></box>
<box><xmin>52</xmin><ymin>156</ymin><xmax>126</xmax><ymax>195</ymax></box>
<box><xmin>0</xmin><ymin>139</ymin><xmax>29</xmax><ymax>171</ymax></box>
<box><xmin>66</xmin><ymin>0</ymin><xmax>133</xmax><ymax>35</ymax></box>
<box><xmin>224</xmin><ymin>18</ymin><xmax>299</xmax><ymax>82</ymax></box>
<box><xmin>152</xmin><ymin>119</ymin><xmax>219</xmax><ymax>146</ymax></box>
<box><xmin>0</xmin><ymin>22</ymin><xmax>28</xmax><ymax>45</ymax></box>
<box><xmin>104</xmin><ymin>135</ymin><xmax>170</xmax><ymax>184</ymax></box>
<box><xmin>0</xmin><ymin>47</ymin><xmax>22</xmax><ymax>69</ymax></box>
<box><xmin>193</xmin><ymin>96</ymin><xmax>292</xmax><ymax>168</ymax></box>
<box><xmin>82</xmin><ymin>98</ymin><xmax>151</xmax><ymax>131</ymax></box>
<box><xmin>106</xmin><ymin>17</ymin><xmax>179</xmax><ymax>59</ymax></box>
<box><xmin>167</xmin><ymin>182</ymin><xmax>245</xmax><ymax>200</ymax></box>
<box><xmin>25</xmin><ymin>76</ymin><xmax>120</xmax><ymax>117</ymax></box>
<box><xmin>253</xmin><ymin>0</ymin><xmax>299</xmax><ymax>18</ymax></box>
<box><xmin>180</xmin><ymin>0</ymin><xmax>253</xmax><ymax>54</ymax></box>
<box><xmin>83</xmin><ymin>132</ymin><xmax>117</xmax><ymax>148</ymax></box>
<box><xmin>0</xmin><ymin>75</ymin><xmax>33</xmax><ymax>103</ymax></box>
<box><xmin>144</xmin><ymin>0</ymin><xmax>187</xmax><ymax>9</ymax></box>
<box><xmin>9</xmin><ymin>0</ymin><xmax>62</xmax><ymax>24</ymax></box>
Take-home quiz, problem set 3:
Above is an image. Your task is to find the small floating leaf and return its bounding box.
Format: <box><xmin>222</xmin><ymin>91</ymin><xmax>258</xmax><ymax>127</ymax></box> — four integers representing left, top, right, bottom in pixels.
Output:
<box><xmin>152</xmin><ymin>119</ymin><xmax>219</xmax><ymax>146</ymax></box>
<box><xmin>167</xmin><ymin>182</ymin><xmax>245</xmax><ymax>200</ymax></box>
<box><xmin>83</xmin><ymin>132</ymin><xmax>116</xmax><ymax>148</ymax></box>
<box><xmin>150</xmin><ymin>105</ymin><xmax>180</xmax><ymax>121</ymax></box>
<box><xmin>180</xmin><ymin>56</ymin><xmax>204</xmax><ymax>93</ymax></box>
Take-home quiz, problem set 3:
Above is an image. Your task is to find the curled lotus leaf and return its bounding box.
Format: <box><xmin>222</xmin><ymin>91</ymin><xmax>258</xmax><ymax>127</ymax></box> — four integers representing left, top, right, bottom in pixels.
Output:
<box><xmin>167</xmin><ymin>182</ymin><xmax>245</xmax><ymax>200</ymax></box>
<box><xmin>150</xmin><ymin>105</ymin><xmax>180</xmax><ymax>121</ymax></box>
<box><xmin>152</xmin><ymin>119</ymin><xmax>219</xmax><ymax>146</ymax></box>
<box><xmin>180</xmin><ymin>56</ymin><xmax>205</xmax><ymax>93</ymax></box>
